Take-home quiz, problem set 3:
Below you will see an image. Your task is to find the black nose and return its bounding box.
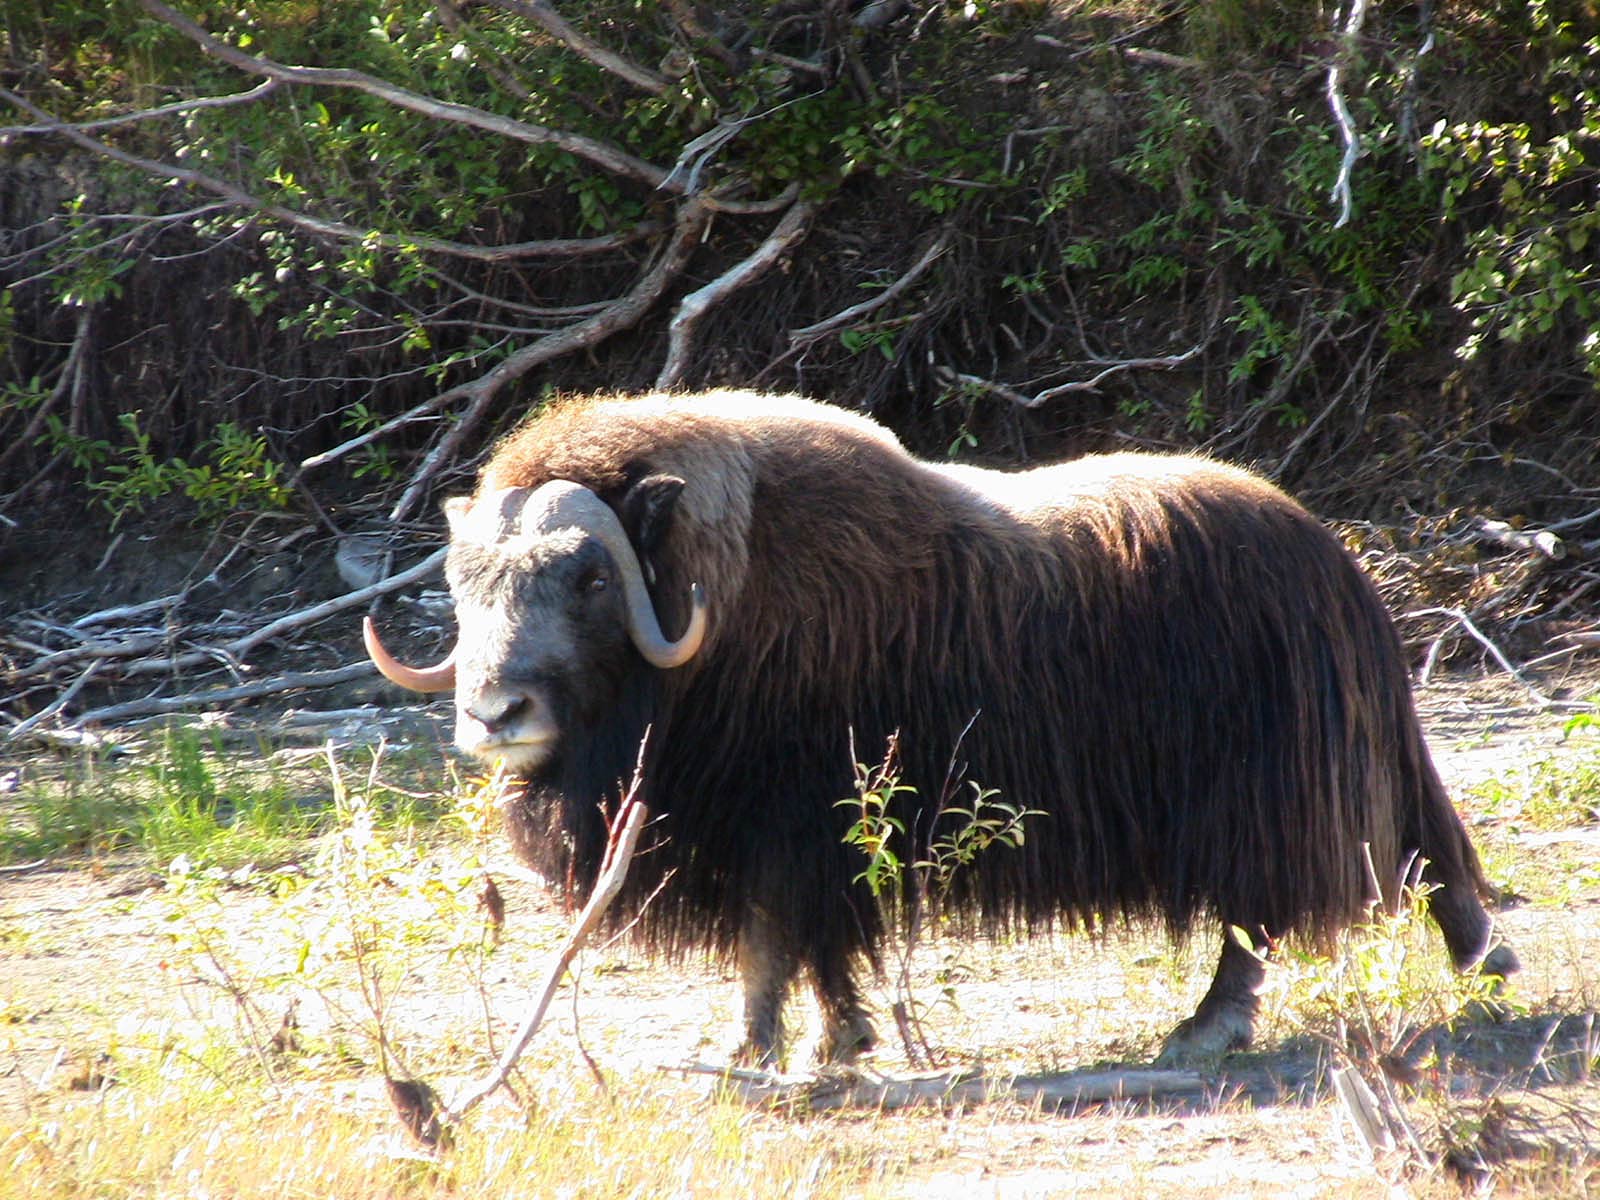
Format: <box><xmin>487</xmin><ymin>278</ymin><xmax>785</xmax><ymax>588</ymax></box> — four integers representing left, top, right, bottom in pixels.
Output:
<box><xmin>465</xmin><ymin>693</ymin><xmax>529</xmax><ymax>733</ymax></box>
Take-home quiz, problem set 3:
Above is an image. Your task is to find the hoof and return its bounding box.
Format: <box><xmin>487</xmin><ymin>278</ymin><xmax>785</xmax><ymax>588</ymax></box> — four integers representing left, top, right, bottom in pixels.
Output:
<box><xmin>1480</xmin><ymin>942</ymin><xmax>1520</xmax><ymax>979</ymax></box>
<box><xmin>1153</xmin><ymin>1010</ymin><xmax>1253</xmax><ymax>1068</ymax></box>
<box><xmin>817</xmin><ymin>1011</ymin><xmax>877</xmax><ymax>1066</ymax></box>
<box><xmin>731</xmin><ymin>1037</ymin><xmax>781</xmax><ymax>1071</ymax></box>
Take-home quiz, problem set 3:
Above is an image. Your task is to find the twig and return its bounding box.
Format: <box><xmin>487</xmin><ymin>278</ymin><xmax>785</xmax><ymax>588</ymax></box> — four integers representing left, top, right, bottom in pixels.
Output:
<box><xmin>7</xmin><ymin>661</ymin><xmax>102</xmax><ymax>740</ymax></box>
<box><xmin>656</xmin><ymin>198</ymin><xmax>818</xmax><ymax>390</ymax></box>
<box><xmin>787</xmin><ymin>230</ymin><xmax>952</xmax><ymax>343</ymax></box>
<box><xmin>440</xmin><ymin>777</ymin><xmax>651</xmax><ymax>1125</ymax></box>
<box><xmin>945</xmin><ymin>342</ymin><xmax>1205</xmax><ymax>409</ymax></box>
<box><xmin>0</xmin><ymin>308</ymin><xmax>91</xmax><ymax>481</ymax></box>
<box><xmin>1544</xmin><ymin>505</ymin><xmax>1600</xmax><ymax>534</ymax></box>
<box><xmin>1404</xmin><ymin>606</ymin><xmax>1553</xmax><ymax>706</ymax></box>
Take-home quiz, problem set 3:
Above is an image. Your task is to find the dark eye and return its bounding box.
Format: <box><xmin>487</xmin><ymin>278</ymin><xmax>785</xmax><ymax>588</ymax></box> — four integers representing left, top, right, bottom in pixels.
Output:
<box><xmin>584</xmin><ymin>570</ymin><xmax>609</xmax><ymax>594</ymax></box>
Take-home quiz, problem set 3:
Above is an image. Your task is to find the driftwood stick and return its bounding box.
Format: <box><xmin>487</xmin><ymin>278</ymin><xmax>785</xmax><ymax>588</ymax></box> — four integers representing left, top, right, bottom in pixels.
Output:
<box><xmin>6</xmin><ymin>661</ymin><xmax>103</xmax><ymax>740</ymax></box>
<box><xmin>69</xmin><ymin>593</ymin><xmax>188</xmax><ymax>629</ymax></box>
<box><xmin>1473</xmin><ymin>518</ymin><xmax>1565</xmax><ymax>560</ymax></box>
<box><xmin>68</xmin><ymin>663</ymin><xmax>378</xmax><ymax>728</ymax></box>
<box><xmin>440</xmin><ymin>786</ymin><xmax>650</xmax><ymax>1125</ymax></box>
<box><xmin>667</xmin><ymin>1063</ymin><xmax>1208</xmax><ymax>1112</ymax></box>
<box><xmin>230</xmin><ymin>549</ymin><xmax>447</xmax><ymax>660</ymax></box>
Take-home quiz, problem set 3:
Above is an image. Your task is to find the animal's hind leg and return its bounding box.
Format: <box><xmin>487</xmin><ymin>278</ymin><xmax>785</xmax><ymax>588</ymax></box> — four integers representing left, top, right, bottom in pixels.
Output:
<box><xmin>735</xmin><ymin>906</ymin><xmax>799</xmax><ymax>1067</ymax></box>
<box><xmin>809</xmin><ymin>952</ymin><xmax>876</xmax><ymax>1065</ymax></box>
<box><xmin>1424</xmin><ymin>866</ymin><xmax>1520</xmax><ymax>978</ymax></box>
<box><xmin>1154</xmin><ymin>932</ymin><xmax>1268</xmax><ymax>1066</ymax></box>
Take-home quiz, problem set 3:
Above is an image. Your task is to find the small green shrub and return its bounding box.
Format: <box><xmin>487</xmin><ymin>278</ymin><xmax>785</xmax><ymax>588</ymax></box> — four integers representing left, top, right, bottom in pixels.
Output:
<box><xmin>836</xmin><ymin>732</ymin><xmax>1040</xmax><ymax>1062</ymax></box>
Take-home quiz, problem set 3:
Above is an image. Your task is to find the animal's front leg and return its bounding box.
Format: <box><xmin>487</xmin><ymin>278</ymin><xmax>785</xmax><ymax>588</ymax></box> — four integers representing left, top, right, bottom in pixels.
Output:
<box><xmin>735</xmin><ymin>906</ymin><xmax>798</xmax><ymax>1067</ymax></box>
<box><xmin>810</xmin><ymin>953</ymin><xmax>876</xmax><ymax>1065</ymax></box>
<box><xmin>1154</xmin><ymin>930</ymin><xmax>1268</xmax><ymax>1066</ymax></box>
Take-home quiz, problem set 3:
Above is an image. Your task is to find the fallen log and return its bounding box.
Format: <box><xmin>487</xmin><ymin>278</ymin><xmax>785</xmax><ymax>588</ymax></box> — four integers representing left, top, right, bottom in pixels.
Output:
<box><xmin>666</xmin><ymin>1062</ymin><xmax>1208</xmax><ymax>1112</ymax></box>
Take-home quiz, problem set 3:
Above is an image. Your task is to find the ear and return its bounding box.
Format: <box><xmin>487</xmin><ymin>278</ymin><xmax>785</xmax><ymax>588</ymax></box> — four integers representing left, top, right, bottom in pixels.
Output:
<box><xmin>619</xmin><ymin>474</ymin><xmax>686</xmax><ymax>569</ymax></box>
<box><xmin>441</xmin><ymin>495</ymin><xmax>473</xmax><ymax>534</ymax></box>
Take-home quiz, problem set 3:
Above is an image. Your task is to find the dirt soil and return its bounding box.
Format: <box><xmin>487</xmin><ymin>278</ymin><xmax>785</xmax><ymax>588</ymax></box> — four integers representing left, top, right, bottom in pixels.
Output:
<box><xmin>2</xmin><ymin>665</ymin><xmax>1599</xmax><ymax>1197</ymax></box>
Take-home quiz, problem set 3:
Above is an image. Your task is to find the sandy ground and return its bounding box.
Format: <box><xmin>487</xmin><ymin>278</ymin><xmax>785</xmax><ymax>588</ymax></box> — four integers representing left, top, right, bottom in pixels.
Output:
<box><xmin>2</xmin><ymin>664</ymin><xmax>1598</xmax><ymax>1196</ymax></box>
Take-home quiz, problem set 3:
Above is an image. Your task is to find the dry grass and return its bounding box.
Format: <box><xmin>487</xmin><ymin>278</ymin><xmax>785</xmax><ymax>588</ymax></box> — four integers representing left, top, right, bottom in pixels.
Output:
<box><xmin>2</xmin><ymin>678</ymin><xmax>1598</xmax><ymax>1198</ymax></box>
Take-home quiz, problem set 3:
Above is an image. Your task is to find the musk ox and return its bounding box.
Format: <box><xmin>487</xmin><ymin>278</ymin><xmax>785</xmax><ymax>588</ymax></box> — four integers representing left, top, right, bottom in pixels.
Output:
<box><xmin>365</xmin><ymin>390</ymin><xmax>1516</xmax><ymax>1065</ymax></box>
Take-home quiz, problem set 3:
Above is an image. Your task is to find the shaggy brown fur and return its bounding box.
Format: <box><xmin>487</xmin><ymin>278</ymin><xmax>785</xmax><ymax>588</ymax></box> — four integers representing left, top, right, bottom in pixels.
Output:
<box><xmin>461</xmin><ymin>389</ymin><xmax>1508</xmax><ymax>1061</ymax></box>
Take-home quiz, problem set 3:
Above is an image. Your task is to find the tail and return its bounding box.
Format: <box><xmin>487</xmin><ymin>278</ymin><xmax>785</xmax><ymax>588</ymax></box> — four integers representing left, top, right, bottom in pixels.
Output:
<box><xmin>1402</xmin><ymin>715</ymin><xmax>1498</xmax><ymax>970</ymax></box>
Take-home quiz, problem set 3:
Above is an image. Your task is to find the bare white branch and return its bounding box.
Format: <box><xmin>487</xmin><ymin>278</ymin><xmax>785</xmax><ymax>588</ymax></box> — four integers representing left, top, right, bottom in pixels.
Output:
<box><xmin>939</xmin><ymin>342</ymin><xmax>1205</xmax><ymax>409</ymax></box>
<box><xmin>1404</xmin><ymin>605</ymin><xmax>1554</xmax><ymax>706</ymax></box>
<box><xmin>0</xmin><ymin>77</ymin><xmax>282</xmax><ymax>135</ymax></box>
<box><xmin>389</xmin><ymin>200</ymin><xmax>713</xmax><ymax>519</ymax></box>
<box><xmin>1326</xmin><ymin>0</ymin><xmax>1370</xmax><ymax>229</ymax></box>
<box><xmin>788</xmin><ymin>230</ymin><xmax>951</xmax><ymax>342</ymax></box>
<box><xmin>656</xmin><ymin>198</ymin><xmax>819</xmax><ymax>390</ymax></box>
<box><xmin>65</xmin><ymin>663</ymin><xmax>378</xmax><ymax>729</ymax></box>
<box><xmin>0</xmin><ymin>87</ymin><xmax>664</xmax><ymax>264</ymax></box>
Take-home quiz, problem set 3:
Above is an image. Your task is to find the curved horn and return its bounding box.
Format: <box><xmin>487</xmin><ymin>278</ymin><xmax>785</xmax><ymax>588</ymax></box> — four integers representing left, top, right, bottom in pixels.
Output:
<box><xmin>363</xmin><ymin>616</ymin><xmax>457</xmax><ymax>692</ymax></box>
<box><xmin>628</xmin><ymin>580</ymin><xmax>707</xmax><ymax>669</ymax></box>
<box><xmin>518</xmin><ymin>480</ymin><xmax>709</xmax><ymax>670</ymax></box>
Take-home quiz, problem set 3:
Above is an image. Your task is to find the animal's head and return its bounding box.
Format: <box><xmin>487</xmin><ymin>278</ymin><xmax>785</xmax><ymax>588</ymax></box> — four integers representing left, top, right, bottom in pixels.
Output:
<box><xmin>364</xmin><ymin>478</ymin><xmax>707</xmax><ymax>772</ymax></box>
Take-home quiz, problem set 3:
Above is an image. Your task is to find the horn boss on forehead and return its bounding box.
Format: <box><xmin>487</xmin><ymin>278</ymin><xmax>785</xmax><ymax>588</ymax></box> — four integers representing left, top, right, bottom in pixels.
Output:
<box><xmin>365</xmin><ymin>478</ymin><xmax>707</xmax><ymax>692</ymax></box>
<box><xmin>365</xmin><ymin>388</ymin><xmax>1517</xmax><ymax>1070</ymax></box>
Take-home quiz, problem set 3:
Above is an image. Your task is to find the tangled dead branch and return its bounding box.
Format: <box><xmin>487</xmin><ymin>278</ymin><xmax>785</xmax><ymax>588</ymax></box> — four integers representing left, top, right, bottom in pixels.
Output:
<box><xmin>3</xmin><ymin>1</ymin><xmax>844</xmax><ymax>528</ymax></box>
<box><xmin>1</xmin><ymin>543</ymin><xmax>446</xmax><ymax>742</ymax></box>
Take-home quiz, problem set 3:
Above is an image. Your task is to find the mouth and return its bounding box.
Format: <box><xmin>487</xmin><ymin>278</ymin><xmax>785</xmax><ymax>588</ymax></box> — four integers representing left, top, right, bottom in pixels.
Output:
<box><xmin>455</xmin><ymin>729</ymin><xmax>556</xmax><ymax>772</ymax></box>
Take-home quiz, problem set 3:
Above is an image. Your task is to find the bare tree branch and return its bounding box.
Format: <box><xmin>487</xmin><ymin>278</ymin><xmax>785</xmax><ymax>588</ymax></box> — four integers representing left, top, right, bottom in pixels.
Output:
<box><xmin>0</xmin><ymin>77</ymin><xmax>283</xmax><ymax>134</ymax></box>
<box><xmin>938</xmin><ymin>342</ymin><xmax>1206</xmax><ymax>409</ymax></box>
<box><xmin>0</xmin><ymin>88</ymin><xmax>665</xmax><ymax>264</ymax></box>
<box><xmin>485</xmin><ymin>0</ymin><xmax>670</xmax><ymax>96</ymax></box>
<box><xmin>139</xmin><ymin>0</ymin><xmax>677</xmax><ymax>191</ymax></box>
<box><xmin>656</xmin><ymin>197</ymin><xmax>819</xmax><ymax>390</ymax></box>
<box><xmin>0</xmin><ymin>308</ymin><xmax>90</xmax><ymax>481</ymax></box>
<box><xmin>1405</xmin><ymin>605</ymin><xmax>1557</xmax><ymax>706</ymax></box>
<box><xmin>1326</xmin><ymin>0</ymin><xmax>1370</xmax><ymax>229</ymax></box>
<box><xmin>389</xmin><ymin>199</ymin><xmax>714</xmax><ymax>519</ymax></box>
<box><xmin>63</xmin><ymin>663</ymin><xmax>378</xmax><ymax>729</ymax></box>
<box><xmin>787</xmin><ymin>229</ymin><xmax>951</xmax><ymax>342</ymax></box>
